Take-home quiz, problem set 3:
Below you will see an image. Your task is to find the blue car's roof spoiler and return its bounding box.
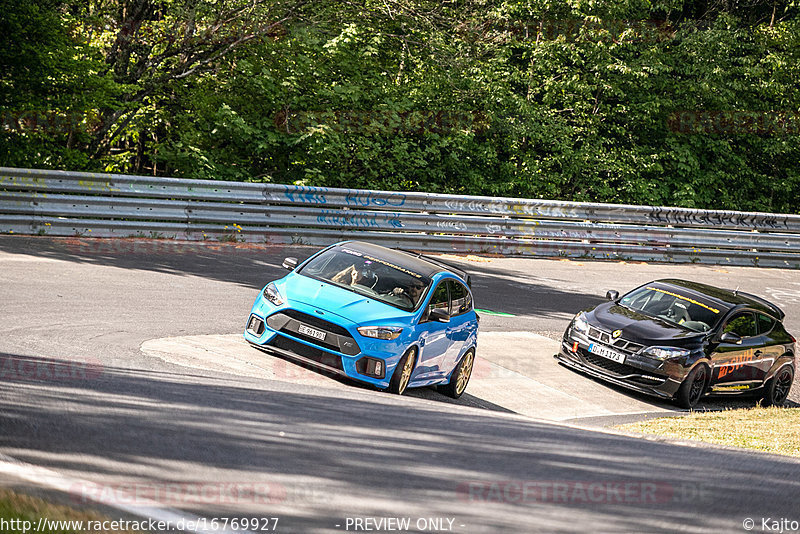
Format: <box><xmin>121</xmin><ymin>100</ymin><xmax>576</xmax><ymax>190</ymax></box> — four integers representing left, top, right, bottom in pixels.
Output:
<box><xmin>396</xmin><ymin>249</ymin><xmax>472</xmax><ymax>288</ymax></box>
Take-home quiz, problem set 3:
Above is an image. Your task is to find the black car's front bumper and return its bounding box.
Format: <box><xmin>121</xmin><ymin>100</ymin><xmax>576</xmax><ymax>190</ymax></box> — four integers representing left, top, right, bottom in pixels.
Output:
<box><xmin>555</xmin><ymin>334</ymin><xmax>683</xmax><ymax>400</ymax></box>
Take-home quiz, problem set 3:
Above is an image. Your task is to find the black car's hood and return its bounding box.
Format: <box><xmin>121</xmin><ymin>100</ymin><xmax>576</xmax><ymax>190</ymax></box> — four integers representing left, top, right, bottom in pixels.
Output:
<box><xmin>587</xmin><ymin>302</ymin><xmax>706</xmax><ymax>348</ymax></box>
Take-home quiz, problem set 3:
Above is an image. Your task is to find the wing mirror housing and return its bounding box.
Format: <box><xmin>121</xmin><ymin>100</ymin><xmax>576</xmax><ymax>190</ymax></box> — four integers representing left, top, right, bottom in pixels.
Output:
<box><xmin>606</xmin><ymin>290</ymin><xmax>620</xmax><ymax>301</ymax></box>
<box><xmin>282</xmin><ymin>257</ymin><xmax>298</xmax><ymax>271</ymax></box>
<box><xmin>429</xmin><ymin>308</ymin><xmax>451</xmax><ymax>323</ymax></box>
<box><xmin>720</xmin><ymin>332</ymin><xmax>743</xmax><ymax>345</ymax></box>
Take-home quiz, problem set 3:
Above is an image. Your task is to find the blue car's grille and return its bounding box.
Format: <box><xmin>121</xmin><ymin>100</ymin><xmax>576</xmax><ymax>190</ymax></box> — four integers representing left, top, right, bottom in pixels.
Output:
<box><xmin>266</xmin><ymin>310</ymin><xmax>361</xmax><ymax>356</ymax></box>
<box><xmin>281</xmin><ymin>309</ymin><xmax>352</xmax><ymax>337</ymax></box>
<box><xmin>267</xmin><ymin>335</ymin><xmax>344</xmax><ymax>371</ymax></box>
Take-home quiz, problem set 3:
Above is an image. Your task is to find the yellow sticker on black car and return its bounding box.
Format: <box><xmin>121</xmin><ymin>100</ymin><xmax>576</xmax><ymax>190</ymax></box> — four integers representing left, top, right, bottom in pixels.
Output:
<box><xmin>646</xmin><ymin>287</ymin><xmax>720</xmax><ymax>314</ymax></box>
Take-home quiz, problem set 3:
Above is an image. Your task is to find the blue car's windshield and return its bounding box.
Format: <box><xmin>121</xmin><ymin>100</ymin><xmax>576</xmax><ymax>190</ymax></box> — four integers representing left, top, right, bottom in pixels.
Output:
<box><xmin>298</xmin><ymin>247</ymin><xmax>431</xmax><ymax>311</ymax></box>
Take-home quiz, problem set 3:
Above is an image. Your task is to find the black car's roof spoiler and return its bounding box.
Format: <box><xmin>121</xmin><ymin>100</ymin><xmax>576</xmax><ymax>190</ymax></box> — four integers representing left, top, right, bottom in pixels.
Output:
<box><xmin>735</xmin><ymin>290</ymin><xmax>786</xmax><ymax>320</ymax></box>
<box><xmin>396</xmin><ymin>249</ymin><xmax>472</xmax><ymax>288</ymax></box>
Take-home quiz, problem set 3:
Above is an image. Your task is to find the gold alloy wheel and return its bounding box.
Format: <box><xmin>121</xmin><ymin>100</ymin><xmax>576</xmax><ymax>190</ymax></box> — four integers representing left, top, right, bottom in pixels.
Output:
<box><xmin>456</xmin><ymin>351</ymin><xmax>474</xmax><ymax>395</ymax></box>
<box><xmin>399</xmin><ymin>352</ymin><xmax>415</xmax><ymax>393</ymax></box>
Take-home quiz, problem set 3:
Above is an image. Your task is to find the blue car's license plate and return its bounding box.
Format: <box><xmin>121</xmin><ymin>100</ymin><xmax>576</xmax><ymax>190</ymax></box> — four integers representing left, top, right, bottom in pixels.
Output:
<box><xmin>298</xmin><ymin>324</ymin><xmax>326</xmax><ymax>341</ymax></box>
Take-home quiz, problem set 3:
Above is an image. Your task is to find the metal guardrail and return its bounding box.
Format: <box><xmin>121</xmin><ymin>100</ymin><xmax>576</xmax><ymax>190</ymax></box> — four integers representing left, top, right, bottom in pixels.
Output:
<box><xmin>1</xmin><ymin>166</ymin><xmax>800</xmax><ymax>268</ymax></box>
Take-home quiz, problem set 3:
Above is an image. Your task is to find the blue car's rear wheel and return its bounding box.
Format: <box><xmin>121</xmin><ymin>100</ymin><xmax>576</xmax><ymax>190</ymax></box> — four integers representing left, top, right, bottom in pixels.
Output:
<box><xmin>438</xmin><ymin>349</ymin><xmax>475</xmax><ymax>399</ymax></box>
<box><xmin>388</xmin><ymin>348</ymin><xmax>417</xmax><ymax>395</ymax></box>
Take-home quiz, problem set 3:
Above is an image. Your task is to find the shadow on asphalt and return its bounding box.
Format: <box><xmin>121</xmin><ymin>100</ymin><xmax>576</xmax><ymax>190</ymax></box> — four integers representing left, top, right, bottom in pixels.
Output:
<box><xmin>249</xmin><ymin>343</ymin><xmax>516</xmax><ymax>413</ymax></box>
<box><xmin>0</xmin><ymin>236</ymin><xmax>607</xmax><ymax>320</ymax></box>
<box><xmin>1</xmin><ymin>352</ymin><xmax>799</xmax><ymax>532</ymax></box>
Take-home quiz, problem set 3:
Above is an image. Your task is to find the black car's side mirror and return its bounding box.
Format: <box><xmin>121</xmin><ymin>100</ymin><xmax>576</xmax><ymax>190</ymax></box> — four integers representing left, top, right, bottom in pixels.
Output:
<box><xmin>606</xmin><ymin>290</ymin><xmax>620</xmax><ymax>301</ymax></box>
<box><xmin>429</xmin><ymin>308</ymin><xmax>451</xmax><ymax>323</ymax></box>
<box><xmin>282</xmin><ymin>257</ymin><xmax>298</xmax><ymax>271</ymax></box>
<box><xmin>720</xmin><ymin>332</ymin><xmax>743</xmax><ymax>345</ymax></box>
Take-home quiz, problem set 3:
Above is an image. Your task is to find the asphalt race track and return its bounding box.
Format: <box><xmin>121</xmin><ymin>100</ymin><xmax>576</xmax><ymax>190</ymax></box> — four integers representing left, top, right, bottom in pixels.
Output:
<box><xmin>1</xmin><ymin>235</ymin><xmax>799</xmax><ymax>533</ymax></box>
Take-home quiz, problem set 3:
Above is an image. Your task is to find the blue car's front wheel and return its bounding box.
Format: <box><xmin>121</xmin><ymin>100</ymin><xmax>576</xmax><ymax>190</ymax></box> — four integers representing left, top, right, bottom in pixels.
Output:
<box><xmin>388</xmin><ymin>348</ymin><xmax>417</xmax><ymax>395</ymax></box>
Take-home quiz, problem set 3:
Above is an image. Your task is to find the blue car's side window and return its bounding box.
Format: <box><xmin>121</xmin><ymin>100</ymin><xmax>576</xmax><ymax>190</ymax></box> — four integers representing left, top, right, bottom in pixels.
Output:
<box><xmin>423</xmin><ymin>281</ymin><xmax>449</xmax><ymax>321</ymax></box>
<box><xmin>449</xmin><ymin>280</ymin><xmax>472</xmax><ymax>316</ymax></box>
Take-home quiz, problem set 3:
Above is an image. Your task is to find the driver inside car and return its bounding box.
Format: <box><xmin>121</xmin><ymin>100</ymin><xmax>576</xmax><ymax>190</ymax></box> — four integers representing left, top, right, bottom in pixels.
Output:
<box><xmin>389</xmin><ymin>281</ymin><xmax>426</xmax><ymax>306</ymax></box>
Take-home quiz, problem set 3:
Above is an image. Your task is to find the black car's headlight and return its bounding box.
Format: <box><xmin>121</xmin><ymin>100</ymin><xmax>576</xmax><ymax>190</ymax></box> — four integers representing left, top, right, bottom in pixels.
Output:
<box><xmin>262</xmin><ymin>283</ymin><xmax>285</xmax><ymax>306</ymax></box>
<box><xmin>357</xmin><ymin>326</ymin><xmax>403</xmax><ymax>340</ymax></box>
<box><xmin>571</xmin><ymin>313</ymin><xmax>590</xmax><ymax>336</ymax></box>
<box><xmin>641</xmin><ymin>346</ymin><xmax>691</xmax><ymax>360</ymax></box>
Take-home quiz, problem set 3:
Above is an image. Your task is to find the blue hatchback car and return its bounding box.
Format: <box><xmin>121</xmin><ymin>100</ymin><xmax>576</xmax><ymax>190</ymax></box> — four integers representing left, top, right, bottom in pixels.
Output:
<box><xmin>244</xmin><ymin>241</ymin><xmax>479</xmax><ymax>397</ymax></box>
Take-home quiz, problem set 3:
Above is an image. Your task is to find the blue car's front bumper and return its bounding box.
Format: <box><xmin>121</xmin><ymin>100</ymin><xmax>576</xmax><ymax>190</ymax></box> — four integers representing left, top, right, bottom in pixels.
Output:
<box><xmin>243</xmin><ymin>295</ymin><xmax>408</xmax><ymax>389</ymax></box>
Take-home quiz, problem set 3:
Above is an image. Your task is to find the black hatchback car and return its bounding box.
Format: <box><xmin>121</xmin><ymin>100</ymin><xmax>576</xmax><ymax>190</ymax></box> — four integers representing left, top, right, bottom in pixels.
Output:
<box><xmin>556</xmin><ymin>279</ymin><xmax>795</xmax><ymax>408</ymax></box>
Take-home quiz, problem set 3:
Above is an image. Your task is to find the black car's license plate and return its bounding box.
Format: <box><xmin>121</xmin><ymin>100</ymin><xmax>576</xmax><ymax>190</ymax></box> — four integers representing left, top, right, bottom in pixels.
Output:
<box><xmin>589</xmin><ymin>343</ymin><xmax>626</xmax><ymax>364</ymax></box>
<box><xmin>298</xmin><ymin>324</ymin><xmax>326</xmax><ymax>341</ymax></box>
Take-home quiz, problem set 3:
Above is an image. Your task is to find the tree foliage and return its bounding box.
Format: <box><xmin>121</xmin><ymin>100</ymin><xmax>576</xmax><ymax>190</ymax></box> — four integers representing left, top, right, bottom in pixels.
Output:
<box><xmin>2</xmin><ymin>0</ymin><xmax>799</xmax><ymax>212</ymax></box>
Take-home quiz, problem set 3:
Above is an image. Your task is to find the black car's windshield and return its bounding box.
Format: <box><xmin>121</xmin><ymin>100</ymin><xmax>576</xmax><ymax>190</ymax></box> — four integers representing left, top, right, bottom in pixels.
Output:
<box><xmin>618</xmin><ymin>285</ymin><xmax>724</xmax><ymax>332</ymax></box>
<box><xmin>298</xmin><ymin>246</ymin><xmax>431</xmax><ymax>311</ymax></box>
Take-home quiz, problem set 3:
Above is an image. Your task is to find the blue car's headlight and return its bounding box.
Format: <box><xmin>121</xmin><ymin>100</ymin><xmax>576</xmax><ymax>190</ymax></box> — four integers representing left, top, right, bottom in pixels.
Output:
<box><xmin>641</xmin><ymin>346</ymin><xmax>691</xmax><ymax>360</ymax></box>
<box><xmin>357</xmin><ymin>326</ymin><xmax>403</xmax><ymax>340</ymax></box>
<box><xmin>263</xmin><ymin>283</ymin><xmax>285</xmax><ymax>306</ymax></box>
<box><xmin>571</xmin><ymin>313</ymin><xmax>590</xmax><ymax>336</ymax></box>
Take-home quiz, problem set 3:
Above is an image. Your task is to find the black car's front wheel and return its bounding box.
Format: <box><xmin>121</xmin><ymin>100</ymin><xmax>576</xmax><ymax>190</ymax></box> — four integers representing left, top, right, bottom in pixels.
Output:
<box><xmin>438</xmin><ymin>349</ymin><xmax>475</xmax><ymax>399</ymax></box>
<box><xmin>387</xmin><ymin>348</ymin><xmax>417</xmax><ymax>395</ymax></box>
<box><xmin>761</xmin><ymin>365</ymin><xmax>794</xmax><ymax>407</ymax></box>
<box><xmin>676</xmin><ymin>364</ymin><xmax>709</xmax><ymax>409</ymax></box>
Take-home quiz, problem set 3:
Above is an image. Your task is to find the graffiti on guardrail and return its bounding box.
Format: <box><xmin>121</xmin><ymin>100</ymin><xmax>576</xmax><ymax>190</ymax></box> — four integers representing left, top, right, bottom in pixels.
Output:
<box><xmin>485</xmin><ymin>224</ymin><xmax>504</xmax><ymax>235</ymax></box>
<box><xmin>316</xmin><ymin>210</ymin><xmax>402</xmax><ymax>229</ymax></box>
<box><xmin>345</xmin><ymin>190</ymin><xmax>406</xmax><ymax>208</ymax></box>
<box><xmin>281</xmin><ymin>185</ymin><xmax>327</xmax><ymax>204</ymax></box>
<box><xmin>441</xmin><ymin>198</ymin><xmax>596</xmax><ymax>219</ymax></box>
<box><xmin>278</xmin><ymin>186</ymin><xmax>408</xmax><ymax>208</ymax></box>
<box><xmin>647</xmin><ymin>207</ymin><xmax>789</xmax><ymax>229</ymax></box>
<box><xmin>443</xmin><ymin>199</ymin><xmax>507</xmax><ymax>214</ymax></box>
<box><xmin>435</xmin><ymin>220</ymin><xmax>468</xmax><ymax>232</ymax></box>
<box><xmin>509</xmin><ymin>203</ymin><xmax>587</xmax><ymax>219</ymax></box>
<box><xmin>3</xmin><ymin>166</ymin><xmax>800</xmax><ymax>268</ymax></box>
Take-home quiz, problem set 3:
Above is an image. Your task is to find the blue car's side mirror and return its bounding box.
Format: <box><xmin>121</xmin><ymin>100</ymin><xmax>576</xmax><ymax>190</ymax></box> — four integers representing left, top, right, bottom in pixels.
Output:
<box><xmin>606</xmin><ymin>290</ymin><xmax>619</xmax><ymax>301</ymax></box>
<box><xmin>429</xmin><ymin>308</ymin><xmax>450</xmax><ymax>323</ymax></box>
<box><xmin>282</xmin><ymin>257</ymin><xmax>298</xmax><ymax>271</ymax></box>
